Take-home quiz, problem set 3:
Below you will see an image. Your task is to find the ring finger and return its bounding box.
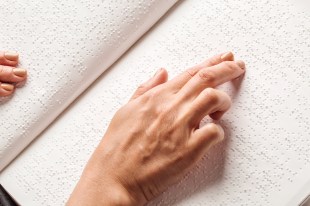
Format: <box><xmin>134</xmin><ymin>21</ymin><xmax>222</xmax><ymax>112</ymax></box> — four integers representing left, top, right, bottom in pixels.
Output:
<box><xmin>189</xmin><ymin>87</ymin><xmax>231</xmax><ymax>124</ymax></box>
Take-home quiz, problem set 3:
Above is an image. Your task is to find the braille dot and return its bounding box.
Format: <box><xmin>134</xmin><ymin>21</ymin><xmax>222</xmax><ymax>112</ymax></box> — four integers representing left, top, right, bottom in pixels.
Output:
<box><xmin>1</xmin><ymin>0</ymin><xmax>310</xmax><ymax>205</ymax></box>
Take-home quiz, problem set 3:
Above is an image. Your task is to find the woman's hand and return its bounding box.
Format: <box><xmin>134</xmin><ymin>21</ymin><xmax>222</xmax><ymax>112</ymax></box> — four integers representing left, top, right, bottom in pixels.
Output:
<box><xmin>0</xmin><ymin>51</ymin><xmax>27</xmax><ymax>96</ymax></box>
<box><xmin>67</xmin><ymin>52</ymin><xmax>245</xmax><ymax>206</ymax></box>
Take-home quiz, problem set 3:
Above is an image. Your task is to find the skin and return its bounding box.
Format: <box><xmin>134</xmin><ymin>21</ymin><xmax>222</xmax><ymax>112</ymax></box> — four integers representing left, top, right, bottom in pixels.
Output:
<box><xmin>67</xmin><ymin>52</ymin><xmax>245</xmax><ymax>206</ymax></box>
<box><xmin>0</xmin><ymin>51</ymin><xmax>27</xmax><ymax>97</ymax></box>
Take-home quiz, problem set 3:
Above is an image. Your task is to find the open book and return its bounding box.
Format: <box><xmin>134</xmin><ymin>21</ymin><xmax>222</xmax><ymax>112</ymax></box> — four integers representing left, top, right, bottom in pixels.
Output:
<box><xmin>1</xmin><ymin>0</ymin><xmax>310</xmax><ymax>205</ymax></box>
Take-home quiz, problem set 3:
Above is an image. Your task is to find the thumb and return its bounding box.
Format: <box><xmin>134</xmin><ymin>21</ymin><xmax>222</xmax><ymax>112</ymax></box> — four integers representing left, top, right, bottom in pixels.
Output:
<box><xmin>130</xmin><ymin>68</ymin><xmax>168</xmax><ymax>101</ymax></box>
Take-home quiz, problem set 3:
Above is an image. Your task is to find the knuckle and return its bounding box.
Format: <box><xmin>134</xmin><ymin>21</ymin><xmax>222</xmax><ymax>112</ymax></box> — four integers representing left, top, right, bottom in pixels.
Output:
<box><xmin>145</xmin><ymin>89</ymin><xmax>159</xmax><ymax>101</ymax></box>
<box><xmin>198</xmin><ymin>70</ymin><xmax>216</xmax><ymax>84</ymax></box>
<box><xmin>136</xmin><ymin>86</ymin><xmax>154</xmax><ymax>101</ymax></box>
<box><xmin>175</xmin><ymin>150</ymin><xmax>187</xmax><ymax>162</ymax></box>
<box><xmin>115</xmin><ymin>104</ymin><xmax>128</xmax><ymax>116</ymax></box>
<box><xmin>206</xmin><ymin>57</ymin><xmax>218</xmax><ymax>66</ymax></box>
<box><xmin>186</xmin><ymin>67</ymin><xmax>196</xmax><ymax>77</ymax></box>
<box><xmin>159</xmin><ymin>104</ymin><xmax>175</xmax><ymax>119</ymax></box>
<box><xmin>137</xmin><ymin>83</ymin><xmax>147</xmax><ymax>93</ymax></box>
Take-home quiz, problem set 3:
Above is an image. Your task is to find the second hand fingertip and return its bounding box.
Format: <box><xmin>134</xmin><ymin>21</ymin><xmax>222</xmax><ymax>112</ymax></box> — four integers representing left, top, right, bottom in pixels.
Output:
<box><xmin>4</xmin><ymin>51</ymin><xmax>19</xmax><ymax>60</ymax></box>
<box><xmin>13</xmin><ymin>68</ymin><xmax>27</xmax><ymax>77</ymax></box>
<box><xmin>1</xmin><ymin>83</ymin><xmax>14</xmax><ymax>91</ymax></box>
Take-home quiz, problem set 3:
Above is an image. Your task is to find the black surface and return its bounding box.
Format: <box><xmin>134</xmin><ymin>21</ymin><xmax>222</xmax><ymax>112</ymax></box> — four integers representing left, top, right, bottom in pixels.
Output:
<box><xmin>0</xmin><ymin>184</ymin><xmax>19</xmax><ymax>206</ymax></box>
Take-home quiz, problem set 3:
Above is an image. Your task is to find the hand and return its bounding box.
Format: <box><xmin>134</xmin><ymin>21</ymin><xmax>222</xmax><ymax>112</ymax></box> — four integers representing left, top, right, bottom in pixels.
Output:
<box><xmin>67</xmin><ymin>52</ymin><xmax>245</xmax><ymax>206</ymax></box>
<box><xmin>0</xmin><ymin>51</ymin><xmax>27</xmax><ymax>96</ymax></box>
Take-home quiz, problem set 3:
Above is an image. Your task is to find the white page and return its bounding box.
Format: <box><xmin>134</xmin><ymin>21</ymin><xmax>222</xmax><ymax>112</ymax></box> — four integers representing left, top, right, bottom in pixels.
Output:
<box><xmin>0</xmin><ymin>0</ymin><xmax>177</xmax><ymax>171</ymax></box>
<box><xmin>1</xmin><ymin>0</ymin><xmax>310</xmax><ymax>205</ymax></box>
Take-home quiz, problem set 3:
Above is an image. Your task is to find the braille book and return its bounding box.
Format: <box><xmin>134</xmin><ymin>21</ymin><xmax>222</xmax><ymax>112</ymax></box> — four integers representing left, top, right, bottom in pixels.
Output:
<box><xmin>0</xmin><ymin>0</ymin><xmax>310</xmax><ymax>205</ymax></box>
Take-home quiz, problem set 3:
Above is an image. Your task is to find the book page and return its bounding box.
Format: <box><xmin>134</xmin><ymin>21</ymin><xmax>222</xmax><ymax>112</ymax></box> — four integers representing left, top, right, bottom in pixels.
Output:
<box><xmin>1</xmin><ymin>0</ymin><xmax>310</xmax><ymax>205</ymax></box>
<box><xmin>0</xmin><ymin>0</ymin><xmax>177</xmax><ymax>171</ymax></box>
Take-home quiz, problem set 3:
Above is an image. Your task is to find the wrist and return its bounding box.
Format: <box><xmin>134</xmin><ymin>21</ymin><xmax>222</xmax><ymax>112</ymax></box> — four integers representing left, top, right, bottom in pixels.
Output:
<box><xmin>67</xmin><ymin>174</ymin><xmax>140</xmax><ymax>206</ymax></box>
<box><xmin>67</xmin><ymin>154</ymin><xmax>147</xmax><ymax>206</ymax></box>
<box><xmin>89</xmin><ymin>178</ymin><xmax>138</xmax><ymax>206</ymax></box>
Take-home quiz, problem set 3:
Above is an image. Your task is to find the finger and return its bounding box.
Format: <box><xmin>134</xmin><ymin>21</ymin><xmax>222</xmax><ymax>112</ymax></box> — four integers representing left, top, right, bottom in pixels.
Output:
<box><xmin>166</xmin><ymin>52</ymin><xmax>234</xmax><ymax>90</ymax></box>
<box><xmin>188</xmin><ymin>123</ymin><xmax>224</xmax><ymax>161</ymax></box>
<box><xmin>0</xmin><ymin>65</ymin><xmax>27</xmax><ymax>83</ymax></box>
<box><xmin>190</xmin><ymin>88</ymin><xmax>231</xmax><ymax>124</ymax></box>
<box><xmin>0</xmin><ymin>83</ymin><xmax>14</xmax><ymax>97</ymax></box>
<box><xmin>198</xmin><ymin>51</ymin><xmax>234</xmax><ymax>68</ymax></box>
<box><xmin>130</xmin><ymin>68</ymin><xmax>168</xmax><ymax>101</ymax></box>
<box><xmin>209</xmin><ymin>111</ymin><xmax>226</xmax><ymax>120</ymax></box>
<box><xmin>0</xmin><ymin>51</ymin><xmax>19</xmax><ymax>66</ymax></box>
<box><xmin>179</xmin><ymin>60</ymin><xmax>245</xmax><ymax>99</ymax></box>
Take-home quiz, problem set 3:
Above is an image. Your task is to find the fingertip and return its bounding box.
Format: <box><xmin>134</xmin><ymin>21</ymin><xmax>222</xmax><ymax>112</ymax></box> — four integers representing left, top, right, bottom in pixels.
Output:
<box><xmin>200</xmin><ymin>52</ymin><xmax>234</xmax><ymax>68</ymax></box>
<box><xmin>2</xmin><ymin>51</ymin><xmax>19</xmax><ymax>66</ymax></box>
<box><xmin>236</xmin><ymin>60</ymin><xmax>246</xmax><ymax>69</ymax></box>
<box><xmin>4</xmin><ymin>51</ymin><xmax>19</xmax><ymax>61</ymax></box>
<box><xmin>13</xmin><ymin>68</ymin><xmax>27</xmax><ymax>78</ymax></box>
<box><xmin>0</xmin><ymin>56</ymin><xmax>18</xmax><ymax>67</ymax></box>
<box><xmin>152</xmin><ymin>68</ymin><xmax>168</xmax><ymax>84</ymax></box>
<box><xmin>216</xmin><ymin>124</ymin><xmax>225</xmax><ymax>142</ymax></box>
<box><xmin>205</xmin><ymin>123</ymin><xmax>224</xmax><ymax>142</ymax></box>
<box><xmin>0</xmin><ymin>66</ymin><xmax>27</xmax><ymax>83</ymax></box>
<box><xmin>190</xmin><ymin>123</ymin><xmax>225</xmax><ymax>152</ymax></box>
<box><xmin>0</xmin><ymin>83</ymin><xmax>14</xmax><ymax>97</ymax></box>
<box><xmin>1</xmin><ymin>83</ymin><xmax>14</xmax><ymax>91</ymax></box>
<box><xmin>220</xmin><ymin>51</ymin><xmax>234</xmax><ymax>61</ymax></box>
<box><xmin>129</xmin><ymin>68</ymin><xmax>168</xmax><ymax>101</ymax></box>
<box><xmin>158</xmin><ymin>68</ymin><xmax>168</xmax><ymax>82</ymax></box>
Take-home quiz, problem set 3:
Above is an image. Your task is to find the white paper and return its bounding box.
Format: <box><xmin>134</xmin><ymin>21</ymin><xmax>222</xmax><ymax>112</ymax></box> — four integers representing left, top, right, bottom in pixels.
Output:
<box><xmin>1</xmin><ymin>0</ymin><xmax>310</xmax><ymax>205</ymax></box>
<box><xmin>0</xmin><ymin>0</ymin><xmax>177</xmax><ymax>171</ymax></box>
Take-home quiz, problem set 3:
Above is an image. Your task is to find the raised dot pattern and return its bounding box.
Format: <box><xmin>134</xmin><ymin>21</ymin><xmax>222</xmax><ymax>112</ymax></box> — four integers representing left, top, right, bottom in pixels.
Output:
<box><xmin>0</xmin><ymin>0</ymin><xmax>177</xmax><ymax>170</ymax></box>
<box><xmin>0</xmin><ymin>0</ymin><xmax>310</xmax><ymax>205</ymax></box>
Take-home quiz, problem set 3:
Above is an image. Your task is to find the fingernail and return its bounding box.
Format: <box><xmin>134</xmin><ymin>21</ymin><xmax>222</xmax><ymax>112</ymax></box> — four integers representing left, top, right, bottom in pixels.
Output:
<box><xmin>221</xmin><ymin>52</ymin><xmax>234</xmax><ymax>61</ymax></box>
<box><xmin>236</xmin><ymin>60</ymin><xmax>246</xmax><ymax>69</ymax></box>
<box><xmin>13</xmin><ymin>68</ymin><xmax>27</xmax><ymax>77</ymax></box>
<box><xmin>4</xmin><ymin>51</ymin><xmax>19</xmax><ymax>60</ymax></box>
<box><xmin>1</xmin><ymin>83</ymin><xmax>14</xmax><ymax>91</ymax></box>
<box><xmin>153</xmin><ymin>68</ymin><xmax>163</xmax><ymax>77</ymax></box>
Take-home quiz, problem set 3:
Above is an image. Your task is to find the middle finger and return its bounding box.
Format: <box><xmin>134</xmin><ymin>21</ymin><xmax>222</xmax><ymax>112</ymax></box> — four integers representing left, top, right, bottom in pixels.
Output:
<box><xmin>178</xmin><ymin>60</ymin><xmax>245</xmax><ymax>100</ymax></box>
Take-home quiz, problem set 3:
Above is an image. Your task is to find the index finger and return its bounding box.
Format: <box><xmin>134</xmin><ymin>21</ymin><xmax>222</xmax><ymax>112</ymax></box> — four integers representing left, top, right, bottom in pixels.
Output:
<box><xmin>166</xmin><ymin>52</ymin><xmax>234</xmax><ymax>91</ymax></box>
<box><xmin>178</xmin><ymin>60</ymin><xmax>245</xmax><ymax>99</ymax></box>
